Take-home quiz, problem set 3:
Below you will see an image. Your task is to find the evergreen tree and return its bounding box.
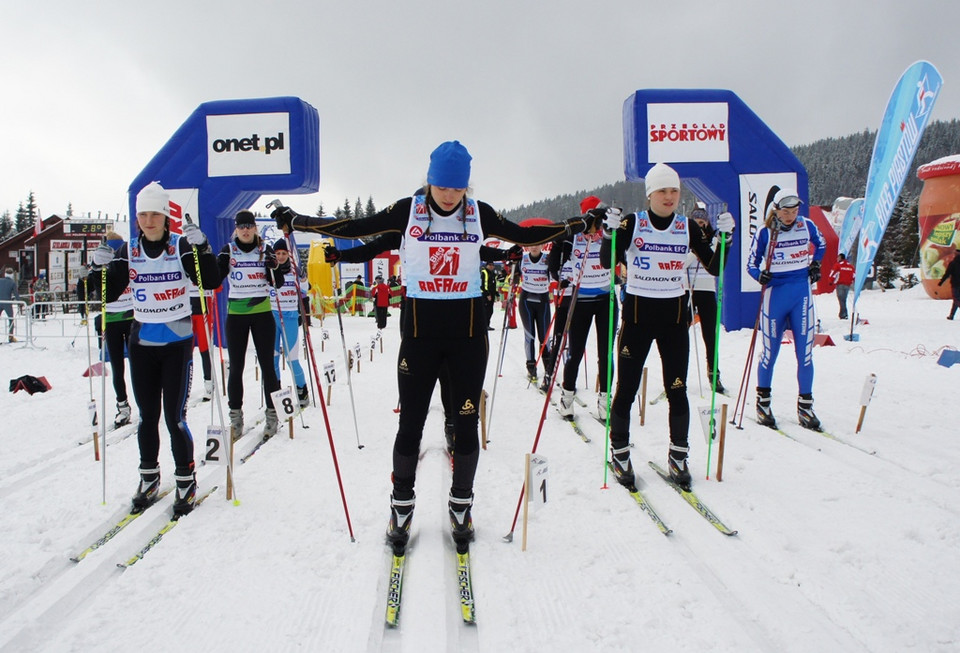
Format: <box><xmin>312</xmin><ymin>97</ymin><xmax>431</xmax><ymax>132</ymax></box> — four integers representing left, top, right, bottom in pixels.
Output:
<box><xmin>341</xmin><ymin>198</ymin><xmax>353</xmax><ymax>220</ymax></box>
<box><xmin>66</xmin><ymin>202</ymin><xmax>74</xmax><ymax>218</ymax></box>
<box><xmin>354</xmin><ymin>197</ymin><xmax>363</xmax><ymax>221</ymax></box>
<box><xmin>24</xmin><ymin>191</ymin><xmax>38</xmax><ymax>232</ymax></box>
<box><xmin>0</xmin><ymin>210</ymin><xmax>11</xmax><ymax>240</ymax></box>
<box><xmin>14</xmin><ymin>203</ymin><xmax>28</xmax><ymax>233</ymax></box>
<box><xmin>365</xmin><ymin>196</ymin><xmax>377</xmax><ymax>217</ymax></box>
<box><xmin>315</xmin><ymin>202</ymin><xmax>325</xmax><ymax>217</ymax></box>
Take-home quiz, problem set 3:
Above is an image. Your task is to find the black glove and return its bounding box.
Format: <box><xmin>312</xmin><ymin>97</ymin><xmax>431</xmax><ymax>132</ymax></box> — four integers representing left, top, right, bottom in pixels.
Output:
<box><xmin>271</xmin><ymin>206</ymin><xmax>296</xmax><ymax>233</ymax></box>
<box><xmin>559</xmin><ymin>279</ymin><xmax>571</xmax><ymax>290</ymax></box>
<box><xmin>758</xmin><ymin>270</ymin><xmax>773</xmax><ymax>285</ymax></box>
<box><xmin>264</xmin><ymin>249</ymin><xmax>278</xmax><ymax>270</ymax></box>
<box><xmin>808</xmin><ymin>261</ymin><xmax>821</xmax><ymax>283</ymax></box>
<box><xmin>324</xmin><ymin>245</ymin><xmax>342</xmax><ymax>264</ymax></box>
<box><xmin>506</xmin><ymin>244</ymin><xmax>523</xmax><ymax>262</ymax></box>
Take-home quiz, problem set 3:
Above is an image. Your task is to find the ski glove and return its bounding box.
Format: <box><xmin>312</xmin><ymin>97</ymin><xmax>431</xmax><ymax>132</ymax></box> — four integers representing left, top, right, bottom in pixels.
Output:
<box><xmin>602</xmin><ymin>208</ymin><xmax>623</xmax><ymax>237</ymax></box>
<box><xmin>264</xmin><ymin>249</ymin><xmax>278</xmax><ymax>270</ymax></box>
<box><xmin>324</xmin><ymin>245</ymin><xmax>342</xmax><ymax>264</ymax></box>
<box><xmin>506</xmin><ymin>244</ymin><xmax>523</xmax><ymax>262</ymax></box>
<box><xmin>717</xmin><ymin>212</ymin><xmax>735</xmax><ymax>233</ymax></box>
<box><xmin>808</xmin><ymin>261</ymin><xmax>821</xmax><ymax>283</ymax></box>
<box><xmin>91</xmin><ymin>243</ymin><xmax>115</xmax><ymax>267</ymax></box>
<box><xmin>758</xmin><ymin>270</ymin><xmax>773</xmax><ymax>285</ymax></box>
<box><xmin>271</xmin><ymin>206</ymin><xmax>296</xmax><ymax>233</ymax></box>
<box><xmin>182</xmin><ymin>223</ymin><xmax>209</xmax><ymax>249</ymax></box>
<box><xmin>559</xmin><ymin>279</ymin><xmax>571</xmax><ymax>290</ymax></box>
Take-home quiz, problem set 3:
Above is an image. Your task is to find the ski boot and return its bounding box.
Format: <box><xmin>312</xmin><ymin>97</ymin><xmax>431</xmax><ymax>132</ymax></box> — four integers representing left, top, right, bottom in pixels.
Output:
<box><xmin>610</xmin><ymin>444</ymin><xmax>635</xmax><ymax>487</ymax></box>
<box><xmin>448</xmin><ymin>492</ymin><xmax>475</xmax><ymax>551</ymax></box>
<box><xmin>525</xmin><ymin>360</ymin><xmax>538</xmax><ymax>383</ymax></box>
<box><xmin>297</xmin><ymin>384</ymin><xmax>310</xmax><ymax>409</ymax></box>
<box><xmin>229</xmin><ymin>409</ymin><xmax>244</xmax><ymax>441</ymax></box>
<box><xmin>172</xmin><ymin>469</ymin><xmax>197</xmax><ymax>517</ymax></box>
<box><xmin>797</xmin><ymin>394</ymin><xmax>821</xmax><ymax>431</ymax></box>
<box><xmin>756</xmin><ymin>387</ymin><xmax>776</xmax><ymax>428</ymax></box>
<box><xmin>597</xmin><ymin>392</ymin><xmax>609</xmax><ymax>421</ymax></box>
<box><xmin>558</xmin><ymin>388</ymin><xmax>576</xmax><ymax>419</ymax></box>
<box><xmin>202</xmin><ymin>380</ymin><xmax>214</xmax><ymax>402</ymax></box>
<box><xmin>386</xmin><ymin>491</ymin><xmax>415</xmax><ymax>554</ymax></box>
<box><xmin>114</xmin><ymin>400</ymin><xmax>132</xmax><ymax>428</ymax></box>
<box><xmin>667</xmin><ymin>445</ymin><xmax>692</xmax><ymax>491</ymax></box>
<box><xmin>708</xmin><ymin>368</ymin><xmax>725</xmax><ymax>394</ymax></box>
<box><xmin>263</xmin><ymin>408</ymin><xmax>279</xmax><ymax>440</ymax></box>
<box><xmin>131</xmin><ymin>466</ymin><xmax>161</xmax><ymax>512</ymax></box>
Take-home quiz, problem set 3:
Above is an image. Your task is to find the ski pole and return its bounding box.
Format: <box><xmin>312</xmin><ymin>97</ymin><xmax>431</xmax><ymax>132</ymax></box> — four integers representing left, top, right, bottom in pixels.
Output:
<box><xmin>100</xmin><ymin>264</ymin><xmax>108</xmax><ymax>504</ymax></box>
<box><xmin>486</xmin><ymin>261</ymin><xmax>522</xmax><ymax>443</ymax></box>
<box><xmin>505</xmin><ymin>255</ymin><xmax>587</xmax><ymax>542</ymax></box>
<box><xmin>270</xmin><ymin>261</ymin><xmax>308</xmax><ymax>430</ymax></box>
<box><xmin>184</xmin><ymin>214</ymin><xmax>236</xmax><ymax>503</ymax></box>
<box><xmin>602</xmin><ymin>211</ymin><xmax>618</xmax><ymax>487</ymax></box>
<box><xmin>267</xmin><ymin>199</ymin><xmax>355</xmax><ymax>541</ymax></box>
<box><xmin>83</xmin><ymin>279</ymin><xmax>100</xmax><ymax>461</ymax></box>
<box><xmin>705</xmin><ymin>226</ymin><xmax>728</xmax><ymax>479</ymax></box>
<box><xmin>731</xmin><ymin>220</ymin><xmax>780</xmax><ymax>428</ymax></box>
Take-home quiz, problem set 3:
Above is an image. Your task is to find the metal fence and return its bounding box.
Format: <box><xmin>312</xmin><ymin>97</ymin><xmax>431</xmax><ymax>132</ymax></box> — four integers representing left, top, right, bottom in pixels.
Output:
<box><xmin>1</xmin><ymin>300</ymin><xmax>97</xmax><ymax>349</ymax></box>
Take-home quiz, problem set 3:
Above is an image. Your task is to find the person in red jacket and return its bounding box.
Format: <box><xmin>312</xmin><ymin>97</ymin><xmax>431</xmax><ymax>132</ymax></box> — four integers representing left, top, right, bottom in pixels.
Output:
<box><xmin>830</xmin><ymin>253</ymin><xmax>856</xmax><ymax>319</ymax></box>
<box><xmin>371</xmin><ymin>274</ymin><xmax>392</xmax><ymax>329</ymax></box>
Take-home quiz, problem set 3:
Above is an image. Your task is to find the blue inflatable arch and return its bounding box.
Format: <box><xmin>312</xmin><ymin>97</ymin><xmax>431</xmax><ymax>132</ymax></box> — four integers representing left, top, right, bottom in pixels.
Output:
<box><xmin>127</xmin><ymin>96</ymin><xmax>320</xmax><ymax>328</ymax></box>
<box><xmin>624</xmin><ymin>89</ymin><xmax>807</xmax><ymax>330</ymax></box>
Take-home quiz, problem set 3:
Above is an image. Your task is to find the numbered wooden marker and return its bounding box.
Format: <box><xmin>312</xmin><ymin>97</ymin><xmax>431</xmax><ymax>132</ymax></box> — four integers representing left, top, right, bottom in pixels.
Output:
<box><xmin>353</xmin><ymin>343</ymin><xmax>362</xmax><ymax>372</ymax></box>
<box><xmin>370</xmin><ymin>335</ymin><xmax>377</xmax><ymax>361</ymax></box>
<box><xmin>322</xmin><ymin>360</ymin><xmax>336</xmax><ymax>385</ymax></box>
<box><xmin>270</xmin><ymin>386</ymin><xmax>297</xmax><ymax>421</ymax></box>
<box><xmin>322</xmin><ymin>361</ymin><xmax>336</xmax><ymax>406</ymax></box>
<box><xmin>88</xmin><ymin>400</ymin><xmax>98</xmax><ymax>426</ymax></box>
<box><xmin>528</xmin><ymin>454</ymin><xmax>549</xmax><ymax>509</ymax></box>
<box><xmin>856</xmin><ymin>373</ymin><xmax>878</xmax><ymax>433</ymax></box>
<box><xmin>205</xmin><ymin>425</ymin><xmax>227</xmax><ymax>466</ymax></box>
<box><xmin>697</xmin><ymin>405</ymin><xmax>722</xmax><ymax>444</ymax></box>
<box><xmin>321</xmin><ymin>328</ymin><xmax>329</xmax><ymax>352</ymax></box>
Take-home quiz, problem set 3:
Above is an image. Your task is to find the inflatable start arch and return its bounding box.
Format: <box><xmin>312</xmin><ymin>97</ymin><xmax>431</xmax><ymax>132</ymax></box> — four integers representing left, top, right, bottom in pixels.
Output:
<box><xmin>623</xmin><ymin>89</ymin><xmax>808</xmax><ymax>331</ymax></box>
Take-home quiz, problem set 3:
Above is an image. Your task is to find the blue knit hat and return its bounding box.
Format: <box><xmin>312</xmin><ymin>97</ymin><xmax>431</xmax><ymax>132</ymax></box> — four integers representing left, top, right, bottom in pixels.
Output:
<box><xmin>427</xmin><ymin>141</ymin><xmax>472</xmax><ymax>188</ymax></box>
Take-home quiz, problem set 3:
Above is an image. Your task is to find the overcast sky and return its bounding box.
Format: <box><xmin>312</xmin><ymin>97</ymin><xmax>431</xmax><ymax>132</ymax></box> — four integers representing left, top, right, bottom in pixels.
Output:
<box><xmin>2</xmin><ymin>0</ymin><xmax>959</xmax><ymax>222</ymax></box>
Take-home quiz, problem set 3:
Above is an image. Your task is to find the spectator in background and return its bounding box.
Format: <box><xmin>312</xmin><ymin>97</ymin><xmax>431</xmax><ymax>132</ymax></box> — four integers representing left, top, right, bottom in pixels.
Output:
<box><xmin>830</xmin><ymin>252</ymin><xmax>856</xmax><ymax>319</ymax></box>
<box><xmin>938</xmin><ymin>247</ymin><xmax>960</xmax><ymax>320</ymax></box>
<box><xmin>371</xmin><ymin>274</ymin><xmax>391</xmax><ymax>329</ymax></box>
<box><xmin>0</xmin><ymin>267</ymin><xmax>19</xmax><ymax>342</ymax></box>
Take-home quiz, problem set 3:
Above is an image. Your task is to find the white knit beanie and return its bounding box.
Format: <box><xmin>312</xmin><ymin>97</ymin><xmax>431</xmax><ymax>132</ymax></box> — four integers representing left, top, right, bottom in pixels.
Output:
<box><xmin>644</xmin><ymin>163</ymin><xmax>681</xmax><ymax>196</ymax></box>
<box><xmin>135</xmin><ymin>182</ymin><xmax>170</xmax><ymax>216</ymax></box>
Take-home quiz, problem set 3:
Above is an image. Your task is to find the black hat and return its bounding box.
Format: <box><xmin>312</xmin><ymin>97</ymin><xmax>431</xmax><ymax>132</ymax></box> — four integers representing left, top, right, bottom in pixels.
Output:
<box><xmin>272</xmin><ymin>238</ymin><xmax>288</xmax><ymax>252</ymax></box>
<box><xmin>235</xmin><ymin>210</ymin><xmax>256</xmax><ymax>226</ymax></box>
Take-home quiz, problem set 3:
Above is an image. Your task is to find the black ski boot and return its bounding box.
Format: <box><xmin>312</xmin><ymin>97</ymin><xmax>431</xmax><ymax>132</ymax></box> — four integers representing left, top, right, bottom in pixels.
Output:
<box><xmin>668</xmin><ymin>445</ymin><xmax>692</xmax><ymax>491</ymax></box>
<box><xmin>610</xmin><ymin>444</ymin><xmax>635</xmax><ymax>487</ymax></box>
<box><xmin>448</xmin><ymin>492</ymin><xmax>474</xmax><ymax>551</ymax></box>
<box><xmin>756</xmin><ymin>387</ymin><xmax>776</xmax><ymax>428</ymax></box>
<box><xmin>386</xmin><ymin>491</ymin><xmax>415</xmax><ymax>554</ymax></box>
<box><xmin>798</xmin><ymin>394</ymin><xmax>821</xmax><ymax>431</ymax></box>
<box><xmin>172</xmin><ymin>469</ymin><xmax>197</xmax><ymax>517</ymax></box>
<box><xmin>132</xmin><ymin>466</ymin><xmax>161</xmax><ymax>512</ymax></box>
<box><xmin>525</xmin><ymin>360</ymin><xmax>537</xmax><ymax>382</ymax></box>
<box><xmin>708</xmin><ymin>368</ymin><xmax>725</xmax><ymax>394</ymax></box>
<box><xmin>297</xmin><ymin>384</ymin><xmax>309</xmax><ymax>408</ymax></box>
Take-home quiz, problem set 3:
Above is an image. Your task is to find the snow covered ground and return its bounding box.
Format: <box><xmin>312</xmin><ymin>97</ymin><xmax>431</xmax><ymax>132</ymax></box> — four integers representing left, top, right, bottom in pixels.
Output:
<box><xmin>1</xmin><ymin>279</ymin><xmax>958</xmax><ymax>653</ymax></box>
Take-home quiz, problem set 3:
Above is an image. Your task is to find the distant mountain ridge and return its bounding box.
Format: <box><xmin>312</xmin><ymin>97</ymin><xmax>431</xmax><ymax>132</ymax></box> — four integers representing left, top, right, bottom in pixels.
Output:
<box><xmin>504</xmin><ymin>119</ymin><xmax>960</xmax><ymax>221</ymax></box>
